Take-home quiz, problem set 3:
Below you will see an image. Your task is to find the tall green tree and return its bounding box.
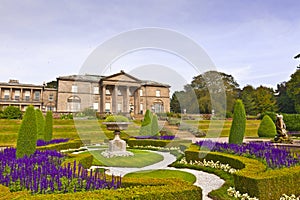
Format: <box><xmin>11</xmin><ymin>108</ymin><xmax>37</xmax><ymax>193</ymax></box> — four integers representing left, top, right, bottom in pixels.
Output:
<box><xmin>240</xmin><ymin>85</ymin><xmax>256</xmax><ymax>115</ymax></box>
<box><xmin>151</xmin><ymin>115</ymin><xmax>159</xmax><ymax>136</ymax></box>
<box><xmin>170</xmin><ymin>92</ymin><xmax>181</xmax><ymax>113</ymax></box>
<box><xmin>35</xmin><ymin>109</ymin><xmax>45</xmax><ymax>140</ymax></box>
<box><xmin>286</xmin><ymin>69</ymin><xmax>300</xmax><ymax>113</ymax></box>
<box><xmin>191</xmin><ymin>71</ymin><xmax>239</xmax><ymax>115</ymax></box>
<box><xmin>16</xmin><ymin>105</ymin><xmax>37</xmax><ymax>158</ymax></box>
<box><xmin>44</xmin><ymin>111</ymin><xmax>53</xmax><ymax>141</ymax></box>
<box><xmin>254</xmin><ymin>86</ymin><xmax>277</xmax><ymax>114</ymax></box>
<box><xmin>275</xmin><ymin>82</ymin><xmax>295</xmax><ymax>113</ymax></box>
<box><xmin>229</xmin><ymin>100</ymin><xmax>246</xmax><ymax>144</ymax></box>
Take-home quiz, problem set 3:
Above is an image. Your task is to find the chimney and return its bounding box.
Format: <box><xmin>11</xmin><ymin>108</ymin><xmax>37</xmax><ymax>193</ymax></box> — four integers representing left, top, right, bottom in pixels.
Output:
<box><xmin>9</xmin><ymin>79</ymin><xmax>19</xmax><ymax>84</ymax></box>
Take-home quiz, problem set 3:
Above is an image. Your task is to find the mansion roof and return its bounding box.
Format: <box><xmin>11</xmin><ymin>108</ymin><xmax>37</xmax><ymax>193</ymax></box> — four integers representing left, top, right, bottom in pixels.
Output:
<box><xmin>58</xmin><ymin>71</ymin><xmax>170</xmax><ymax>88</ymax></box>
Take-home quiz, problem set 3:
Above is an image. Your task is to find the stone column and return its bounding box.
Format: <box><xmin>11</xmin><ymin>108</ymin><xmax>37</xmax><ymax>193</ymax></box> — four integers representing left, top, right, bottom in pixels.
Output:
<box><xmin>124</xmin><ymin>86</ymin><xmax>129</xmax><ymax>113</ymax></box>
<box><xmin>101</xmin><ymin>85</ymin><xmax>106</xmax><ymax>113</ymax></box>
<box><xmin>112</xmin><ymin>85</ymin><xmax>118</xmax><ymax>113</ymax></box>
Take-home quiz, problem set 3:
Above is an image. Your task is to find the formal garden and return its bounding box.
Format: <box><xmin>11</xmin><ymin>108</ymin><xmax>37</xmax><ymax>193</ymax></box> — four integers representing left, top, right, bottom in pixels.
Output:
<box><xmin>0</xmin><ymin>101</ymin><xmax>299</xmax><ymax>199</ymax></box>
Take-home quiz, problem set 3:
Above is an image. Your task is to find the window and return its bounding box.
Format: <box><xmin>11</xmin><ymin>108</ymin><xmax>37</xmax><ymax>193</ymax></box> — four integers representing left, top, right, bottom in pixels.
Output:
<box><xmin>139</xmin><ymin>89</ymin><xmax>143</xmax><ymax>96</ymax></box>
<box><xmin>4</xmin><ymin>90</ymin><xmax>9</xmax><ymax>100</ymax></box>
<box><xmin>93</xmin><ymin>103</ymin><xmax>98</xmax><ymax>110</ymax></box>
<box><xmin>105</xmin><ymin>89</ymin><xmax>110</xmax><ymax>95</ymax></box>
<box><xmin>117</xmin><ymin>103</ymin><xmax>122</xmax><ymax>113</ymax></box>
<box><xmin>72</xmin><ymin>85</ymin><xmax>78</xmax><ymax>93</ymax></box>
<box><xmin>49</xmin><ymin>94</ymin><xmax>54</xmax><ymax>101</ymax></box>
<box><xmin>93</xmin><ymin>87</ymin><xmax>99</xmax><ymax>94</ymax></box>
<box><xmin>156</xmin><ymin>90</ymin><xmax>160</xmax><ymax>97</ymax></box>
<box><xmin>67</xmin><ymin>96</ymin><xmax>81</xmax><ymax>112</ymax></box>
<box><xmin>105</xmin><ymin>103</ymin><xmax>111</xmax><ymax>112</ymax></box>
<box><xmin>14</xmin><ymin>90</ymin><xmax>20</xmax><ymax>100</ymax></box>
<box><xmin>34</xmin><ymin>91</ymin><xmax>40</xmax><ymax>101</ymax></box>
<box><xmin>25</xmin><ymin>91</ymin><xmax>30</xmax><ymax>101</ymax></box>
<box><xmin>140</xmin><ymin>103</ymin><xmax>143</xmax><ymax>114</ymax></box>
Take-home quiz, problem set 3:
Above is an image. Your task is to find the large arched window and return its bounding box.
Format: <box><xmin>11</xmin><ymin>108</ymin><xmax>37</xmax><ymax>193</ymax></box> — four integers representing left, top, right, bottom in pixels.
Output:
<box><xmin>67</xmin><ymin>96</ymin><xmax>81</xmax><ymax>112</ymax></box>
<box><xmin>152</xmin><ymin>99</ymin><xmax>164</xmax><ymax>113</ymax></box>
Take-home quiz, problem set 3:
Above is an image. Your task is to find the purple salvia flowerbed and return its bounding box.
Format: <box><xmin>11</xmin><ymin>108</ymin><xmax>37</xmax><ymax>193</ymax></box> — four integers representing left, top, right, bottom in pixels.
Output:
<box><xmin>0</xmin><ymin>148</ymin><xmax>121</xmax><ymax>194</ymax></box>
<box><xmin>195</xmin><ymin>140</ymin><xmax>300</xmax><ymax>169</ymax></box>
<box><xmin>36</xmin><ymin>138</ymin><xmax>70</xmax><ymax>146</ymax></box>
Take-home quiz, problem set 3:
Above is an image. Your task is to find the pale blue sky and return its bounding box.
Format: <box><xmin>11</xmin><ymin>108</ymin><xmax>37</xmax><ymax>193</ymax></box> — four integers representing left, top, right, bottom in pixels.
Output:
<box><xmin>0</xmin><ymin>0</ymin><xmax>299</xmax><ymax>92</ymax></box>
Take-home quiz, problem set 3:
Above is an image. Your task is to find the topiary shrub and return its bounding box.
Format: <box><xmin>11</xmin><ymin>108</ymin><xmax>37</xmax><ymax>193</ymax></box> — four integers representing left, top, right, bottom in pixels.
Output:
<box><xmin>16</xmin><ymin>105</ymin><xmax>37</xmax><ymax>158</ymax></box>
<box><xmin>44</xmin><ymin>111</ymin><xmax>53</xmax><ymax>142</ymax></box>
<box><xmin>151</xmin><ymin>115</ymin><xmax>159</xmax><ymax>136</ymax></box>
<box><xmin>258</xmin><ymin>115</ymin><xmax>276</xmax><ymax>137</ymax></box>
<box><xmin>229</xmin><ymin>99</ymin><xmax>246</xmax><ymax>144</ymax></box>
<box><xmin>2</xmin><ymin>106</ymin><xmax>22</xmax><ymax>119</ymax></box>
<box><xmin>139</xmin><ymin>109</ymin><xmax>153</xmax><ymax>136</ymax></box>
<box><xmin>35</xmin><ymin>109</ymin><xmax>45</xmax><ymax>140</ymax></box>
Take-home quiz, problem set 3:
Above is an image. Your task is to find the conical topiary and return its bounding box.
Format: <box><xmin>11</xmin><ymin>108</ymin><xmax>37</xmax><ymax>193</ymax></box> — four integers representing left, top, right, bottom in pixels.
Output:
<box><xmin>35</xmin><ymin>109</ymin><xmax>45</xmax><ymax>140</ymax></box>
<box><xmin>229</xmin><ymin>99</ymin><xmax>246</xmax><ymax>144</ymax></box>
<box><xmin>16</xmin><ymin>105</ymin><xmax>37</xmax><ymax>158</ymax></box>
<box><xmin>44</xmin><ymin>111</ymin><xmax>53</xmax><ymax>142</ymax></box>
<box><xmin>139</xmin><ymin>109</ymin><xmax>153</xmax><ymax>136</ymax></box>
<box><xmin>151</xmin><ymin>114</ymin><xmax>159</xmax><ymax>136</ymax></box>
<box><xmin>258</xmin><ymin>115</ymin><xmax>276</xmax><ymax>137</ymax></box>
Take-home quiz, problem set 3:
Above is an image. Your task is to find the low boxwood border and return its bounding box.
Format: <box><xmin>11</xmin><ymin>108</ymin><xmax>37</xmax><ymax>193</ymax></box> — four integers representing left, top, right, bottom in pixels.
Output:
<box><xmin>185</xmin><ymin>148</ymin><xmax>300</xmax><ymax>200</ymax></box>
<box><xmin>36</xmin><ymin>139</ymin><xmax>83</xmax><ymax>151</ymax></box>
<box><xmin>0</xmin><ymin>177</ymin><xmax>202</xmax><ymax>200</ymax></box>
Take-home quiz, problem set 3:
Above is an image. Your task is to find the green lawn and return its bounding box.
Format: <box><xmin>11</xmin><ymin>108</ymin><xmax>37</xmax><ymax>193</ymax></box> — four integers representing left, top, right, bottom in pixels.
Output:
<box><xmin>89</xmin><ymin>149</ymin><xmax>164</xmax><ymax>167</ymax></box>
<box><xmin>0</xmin><ymin>119</ymin><xmax>262</xmax><ymax>146</ymax></box>
<box><xmin>124</xmin><ymin>169</ymin><xmax>196</xmax><ymax>184</ymax></box>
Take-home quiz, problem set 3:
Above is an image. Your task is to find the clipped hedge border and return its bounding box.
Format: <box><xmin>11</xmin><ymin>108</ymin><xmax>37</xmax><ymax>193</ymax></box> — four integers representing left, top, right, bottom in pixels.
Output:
<box><xmin>36</xmin><ymin>139</ymin><xmax>83</xmax><ymax>151</ymax></box>
<box><xmin>0</xmin><ymin>177</ymin><xmax>202</xmax><ymax>200</ymax></box>
<box><xmin>127</xmin><ymin>138</ymin><xmax>192</xmax><ymax>148</ymax></box>
<box><xmin>62</xmin><ymin>152</ymin><xmax>94</xmax><ymax>169</ymax></box>
<box><xmin>185</xmin><ymin>148</ymin><xmax>300</xmax><ymax>200</ymax></box>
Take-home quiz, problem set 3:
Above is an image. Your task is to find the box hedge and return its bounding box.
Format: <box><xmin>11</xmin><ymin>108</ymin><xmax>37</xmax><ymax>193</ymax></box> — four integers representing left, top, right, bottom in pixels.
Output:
<box><xmin>0</xmin><ymin>177</ymin><xmax>202</xmax><ymax>200</ymax></box>
<box><xmin>185</xmin><ymin>148</ymin><xmax>300</xmax><ymax>200</ymax></box>
<box><xmin>127</xmin><ymin>138</ymin><xmax>171</xmax><ymax>147</ymax></box>
<box><xmin>36</xmin><ymin>139</ymin><xmax>83</xmax><ymax>151</ymax></box>
<box><xmin>260</xmin><ymin>112</ymin><xmax>300</xmax><ymax>131</ymax></box>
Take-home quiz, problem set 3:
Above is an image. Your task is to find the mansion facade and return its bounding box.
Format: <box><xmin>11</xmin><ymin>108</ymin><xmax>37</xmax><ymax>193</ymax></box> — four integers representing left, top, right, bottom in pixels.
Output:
<box><xmin>0</xmin><ymin>71</ymin><xmax>170</xmax><ymax>114</ymax></box>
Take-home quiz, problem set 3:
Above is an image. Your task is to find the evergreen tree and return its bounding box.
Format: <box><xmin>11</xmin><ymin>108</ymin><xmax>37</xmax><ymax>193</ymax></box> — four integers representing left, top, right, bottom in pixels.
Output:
<box><xmin>275</xmin><ymin>82</ymin><xmax>295</xmax><ymax>113</ymax></box>
<box><xmin>241</xmin><ymin>85</ymin><xmax>256</xmax><ymax>115</ymax></box>
<box><xmin>286</xmin><ymin>69</ymin><xmax>300</xmax><ymax>113</ymax></box>
<box><xmin>139</xmin><ymin>110</ymin><xmax>153</xmax><ymax>136</ymax></box>
<box><xmin>258</xmin><ymin>115</ymin><xmax>276</xmax><ymax>137</ymax></box>
<box><xmin>229</xmin><ymin>100</ymin><xmax>246</xmax><ymax>144</ymax></box>
<box><xmin>151</xmin><ymin>115</ymin><xmax>159</xmax><ymax>136</ymax></box>
<box><xmin>44</xmin><ymin>111</ymin><xmax>53</xmax><ymax>141</ymax></box>
<box><xmin>16</xmin><ymin>105</ymin><xmax>37</xmax><ymax>158</ymax></box>
<box><xmin>35</xmin><ymin>109</ymin><xmax>45</xmax><ymax>140</ymax></box>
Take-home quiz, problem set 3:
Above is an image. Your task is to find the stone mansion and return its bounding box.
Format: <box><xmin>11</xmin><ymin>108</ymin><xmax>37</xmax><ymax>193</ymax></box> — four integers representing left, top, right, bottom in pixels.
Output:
<box><xmin>0</xmin><ymin>71</ymin><xmax>170</xmax><ymax>114</ymax></box>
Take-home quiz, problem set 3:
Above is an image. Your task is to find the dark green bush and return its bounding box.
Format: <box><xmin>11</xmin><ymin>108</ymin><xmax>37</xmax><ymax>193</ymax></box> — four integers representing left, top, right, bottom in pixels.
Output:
<box><xmin>16</xmin><ymin>105</ymin><xmax>37</xmax><ymax>158</ymax></box>
<box><xmin>127</xmin><ymin>138</ymin><xmax>171</xmax><ymax>147</ymax></box>
<box><xmin>44</xmin><ymin>111</ymin><xmax>53</xmax><ymax>141</ymax></box>
<box><xmin>2</xmin><ymin>106</ymin><xmax>22</xmax><ymax>119</ymax></box>
<box><xmin>35</xmin><ymin>109</ymin><xmax>45</xmax><ymax>140</ymax></box>
<box><xmin>229</xmin><ymin>100</ymin><xmax>246</xmax><ymax>144</ymax></box>
<box><xmin>257</xmin><ymin>115</ymin><xmax>276</xmax><ymax>137</ymax></box>
<box><xmin>282</xmin><ymin>114</ymin><xmax>300</xmax><ymax>131</ymax></box>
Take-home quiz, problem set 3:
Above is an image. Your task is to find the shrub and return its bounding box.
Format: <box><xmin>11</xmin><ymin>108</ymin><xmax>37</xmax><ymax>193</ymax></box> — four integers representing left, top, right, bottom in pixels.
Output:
<box><xmin>282</xmin><ymin>114</ymin><xmax>300</xmax><ymax>131</ymax></box>
<box><xmin>151</xmin><ymin>115</ymin><xmax>159</xmax><ymax>135</ymax></box>
<box><xmin>139</xmin><ymin>110</ymin><xmax>153</xmax><ymax>136</ymax></box>
<box><xmin>16</xmin><ymin>105</ymin><xmax>37</xmax><ymax>158</ymax></box>
<box><xmin>229</xmin><ymin>100</ymin><xmax>246</xmax><ymax>144</ymax></box>
<box><xmin>2</xmin><ymin>106</ymin><xmax>22</xmax><ymax>119</ymax></box>
<box><xmin>44</xmin><ymin>111</ymin><xmax>53</xmax><ymax>142</ymax></box>
<box><xmin>35</xmin><ymin>109</ymin><xmax>45</xmax><ymax>140</ymax></box>
<box><xmin>257</xmin><ymin>115</ymin><xmax>276</xmax><ymax>137</ymax></box>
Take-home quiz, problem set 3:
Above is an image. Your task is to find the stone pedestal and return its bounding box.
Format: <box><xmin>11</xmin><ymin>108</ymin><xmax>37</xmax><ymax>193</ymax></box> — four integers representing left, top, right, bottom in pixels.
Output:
<box><xmin>101</xmin><ymin>122</ymin><xmax>134</xmax><ymax>158</ymax></box>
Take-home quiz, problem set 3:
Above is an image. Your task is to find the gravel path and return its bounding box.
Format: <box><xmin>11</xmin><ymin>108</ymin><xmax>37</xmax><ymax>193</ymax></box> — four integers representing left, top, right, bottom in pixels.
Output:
<box><xmin>90</xmin><ymin>151</ymin><xmax>225</xmax><ymax>200</ymax></box>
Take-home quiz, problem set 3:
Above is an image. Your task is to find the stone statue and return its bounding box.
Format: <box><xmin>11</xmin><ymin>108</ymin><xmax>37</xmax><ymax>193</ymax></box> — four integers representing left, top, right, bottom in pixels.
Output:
<box><xmin>274</xmin><ymin>114</ymin><xmax>289</xmax><ymax>142</ymax></box>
